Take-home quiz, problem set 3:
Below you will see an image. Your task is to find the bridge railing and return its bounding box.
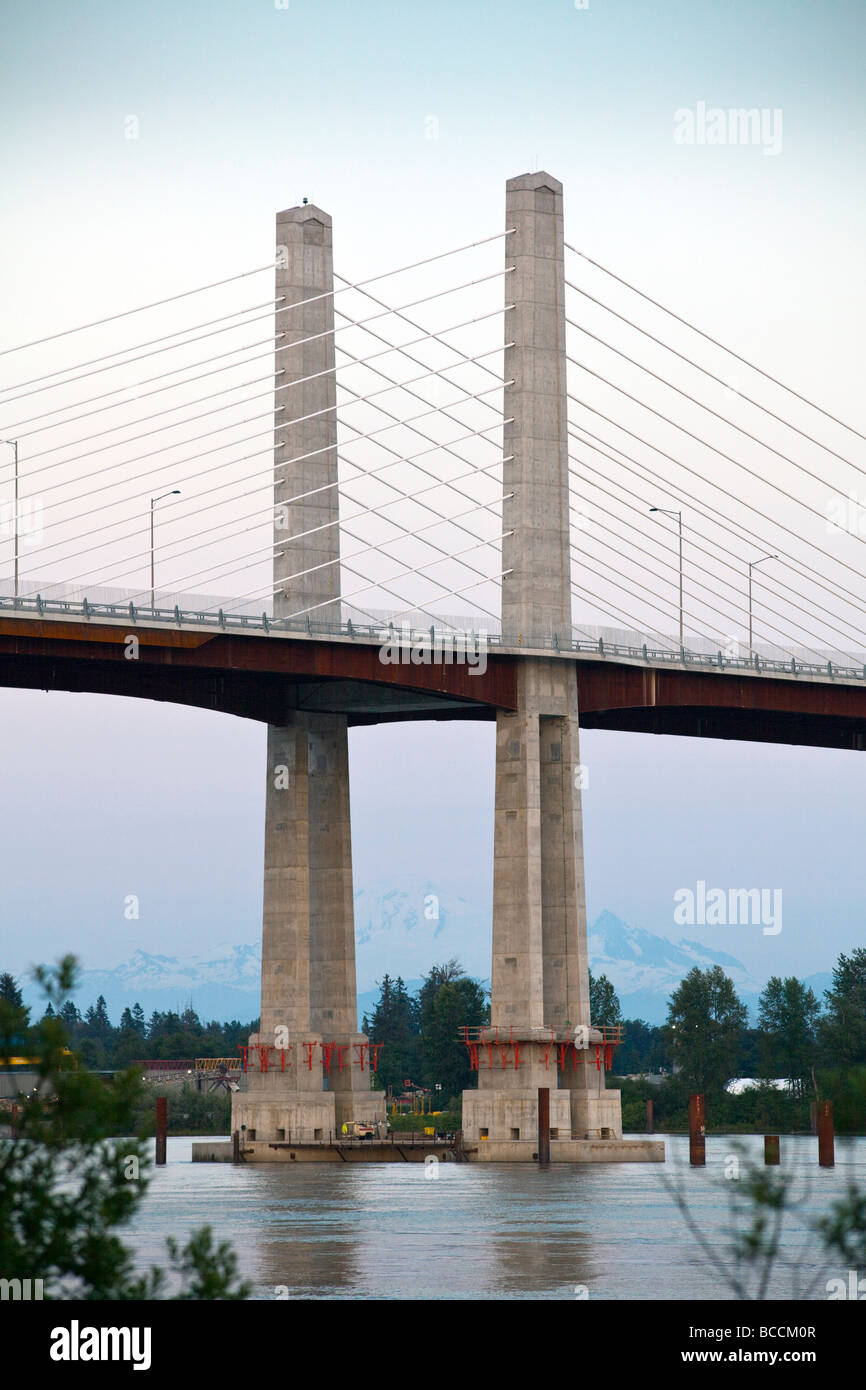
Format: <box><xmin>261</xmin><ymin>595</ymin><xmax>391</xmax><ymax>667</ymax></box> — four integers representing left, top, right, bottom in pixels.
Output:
<box><xmin>2</xmin><ymin>593</ymin><xmax>864</xmax><ymax>684</ymax></box>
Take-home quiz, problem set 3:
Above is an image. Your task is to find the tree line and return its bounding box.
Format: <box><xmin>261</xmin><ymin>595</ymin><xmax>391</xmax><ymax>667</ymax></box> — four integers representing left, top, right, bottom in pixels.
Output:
<box><xmin>591</xmin><ymin>948</ymin><xmax>866</xmax><ymax>1132</ymax></box>
<box><xmin>3</xmin><ymin>944</ymin><xmax>864</xmax><ymax>1130</ymax></box>
<box><xmin>0</xmin><ymin>975</ymin><xmax>255</xmax><ymax>1071</ymax></box>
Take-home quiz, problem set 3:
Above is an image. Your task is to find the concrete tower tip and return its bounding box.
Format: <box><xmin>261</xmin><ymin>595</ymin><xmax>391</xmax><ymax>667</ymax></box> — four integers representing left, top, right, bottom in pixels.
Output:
<box><xmin>506</xmin><ymin>170</ymin><xmax>563</xmax><ymax>195</ymax></box>
<box><xmin>276</xmin><ymin>203</ymin><xmax>332</xmax><ymax>225</ymax></box>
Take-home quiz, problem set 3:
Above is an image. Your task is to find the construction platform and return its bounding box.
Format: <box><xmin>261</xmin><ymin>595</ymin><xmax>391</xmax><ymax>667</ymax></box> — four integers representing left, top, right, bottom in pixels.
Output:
<box><xmin>192</xmin><ymin>1135</ymin><xmax>665</xmax><ymax>1164</ymax></box>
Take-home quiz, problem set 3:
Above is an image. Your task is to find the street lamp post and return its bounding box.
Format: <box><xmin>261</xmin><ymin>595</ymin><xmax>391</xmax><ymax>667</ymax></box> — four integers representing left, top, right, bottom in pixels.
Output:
<box><xmin>650</xmin><ymin>506</ymin><xmax>683</xmax><ymax>646</ymax></box>
<box><xmin>1</xmin><ymin>438</ymin><xmax>19</xmax><ymax>599</ymax></box>
<box><xmin>150</xmin><ymin>490</ymin><xmax>181</xmax><ymax>612</ymax></box>
<box><xmin>748</xmin><ymin>553</ymin><xmax>778</xmax><ymax>656</ymax></box>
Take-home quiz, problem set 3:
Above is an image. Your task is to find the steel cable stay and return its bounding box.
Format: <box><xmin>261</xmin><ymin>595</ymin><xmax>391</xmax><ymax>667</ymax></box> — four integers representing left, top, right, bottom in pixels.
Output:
<box><xmin>3</xmin><ymin>332</ymin><xmax>285</xmax><ymax>433</ymax></box>
<box><xmin>19</xmin><ymin>339</ymin><xmax>504</xmax><ymax>482</ymax></box>
<box><xmin>0</xmin><ymin>301</ymin><xmax>285</xmax><ymax>403</ymax></box>
<box><xmin>332</xmin><ymin>273</ymin><xmax>509</xmax><ymax>397</ymax></box>
<box><xmin>568</xmin><ymin>499</ymin><xmax>852</xmax><ymax>665</ymax></box>
<box><xmin>569</xmin><ymin>455</ymin><xmax>866</xmax><ymax>652</ymax></box>
<box><xmin>566</xmin><ymin>413</ymin><xmax>866</xmax><ymax>621</ymax></box>
<box><xmin>28</xmin><ymin>464</ymin><xmax>509</xmax><ymax>602</ymax></box>
<box><xmin>17</xmin><ymin>425</ymin><xmax>511</xmax><ymax>576</ymax></box>
<box><xmin>565</xmin><ymin>361</ymin><xmax>866</xmax><ymax>558</ymax></box>
<box><xmin>570</xmin><ymin>549</ymin><xmax>730</xmax><ymax>650</ymax></box>
<box><xmin>565</xmin><ymin>316</ymin><xmax>866</xmax><ymax>497</ymax></box>
<box><xmin>21</xmin><ymin>372</ymin><xmax>508</xmax><ymax>519</ymax></box>
<box><xmin>565</xmin><ymin>394</ymin><xmax>866</xmax><ymax>596</ymax></box>
<box><xmin>1</xmin><ymin>226</ymin><xmax>511</xmax><ymax>365</ymax></box>
<box><xmin>22</xmin><ymin>400</ymin><xmax>509</xmax><ymax>570</ymax></box>
<box><xmin>568</xmin><ymin>579</ymin><xmax>694</xmax><ymax>654</ymax></box>
<box><xmin>83</xmin><ymin>492</ymin><xmax>507</xmax><ymax>624</ymax></box>
<box><xmin>564</xmin><ymin>240</ymin><xmax>866</xmax><ymax>446</ymax></box>
<box><xmin>564</xmin><ymin>277</ymin><xmax>863</xmax><ymax>474</ymax></box>
<box><xmin>15</xmin><ymin>307</ymin><xmax>509</xmax><ymax>470</ymax></box>
<box><xmin>0</xmin><ymin>262</ymin><xmax>511</xmax><ymax>409</ymax></box>
<box><xmin>0</xmin><ymin>263</ymin><xmax>277</xmax><ymax>358</ymax></box>
<box><xmin>193</xmin><ymin>533</ymin><xmax>512</xmax><ymax>625</ymax></box>
<box><xmin>15</xmin><ymin>422</ymin><xmax>508</xmax><ymax>575</ymax></box>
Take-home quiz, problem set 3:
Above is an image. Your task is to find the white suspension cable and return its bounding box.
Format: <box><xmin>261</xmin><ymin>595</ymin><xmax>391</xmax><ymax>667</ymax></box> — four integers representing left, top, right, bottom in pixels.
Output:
<box><xmin>0</xmin><ymin>264</ymin><xmax>275</xmax><ymax>358</ymax></box>
<box><xmin>0</xmin><ymin>301</ymin><xmax>283</xmax><ymax>403</ymax></box>
<box><xmin>564</xmin><ymin>240</ymin><xmax>866</xmax><ymax>446</ymax></box>
<box><xmin>566</xmin><ymin>404</ymin><xmax>866</xmax><ymax>613</ymax></box>
<box><xmin>20</xmin><ymin>422</ymin><xmax>509</xmax><ymax>573</ymax></box>
<box><xmin>570</xmin><ymin>449</ymin><xmax>866</xmax><ymax>651</ymax></box>
<box><xmin>564</xmin><ymin>278</ymin><xmax>862</xmax><ymax>474</ymax></box>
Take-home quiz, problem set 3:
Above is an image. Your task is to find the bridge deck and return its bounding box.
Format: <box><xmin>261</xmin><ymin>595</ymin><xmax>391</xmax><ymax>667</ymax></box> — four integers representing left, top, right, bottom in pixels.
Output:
<box><xmin>2</xmin><ymin>605</ymin><xmax>866</xmax><ymax>749</ymax></box>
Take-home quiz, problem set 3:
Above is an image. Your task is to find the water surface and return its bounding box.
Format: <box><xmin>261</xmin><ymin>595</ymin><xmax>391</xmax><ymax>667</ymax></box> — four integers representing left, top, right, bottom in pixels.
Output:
<box><xmin>125</xmin><ymin>1134</ymin><xmax>866</xmax><ymax>1300</ymax></box>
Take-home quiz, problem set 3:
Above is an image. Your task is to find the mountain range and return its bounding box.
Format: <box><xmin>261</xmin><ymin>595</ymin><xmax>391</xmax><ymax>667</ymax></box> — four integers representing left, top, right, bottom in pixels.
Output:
<box><xmin>18</xmin><ymin>884</ymin><xmax>833</xmax><ymax>1027</ymax></box>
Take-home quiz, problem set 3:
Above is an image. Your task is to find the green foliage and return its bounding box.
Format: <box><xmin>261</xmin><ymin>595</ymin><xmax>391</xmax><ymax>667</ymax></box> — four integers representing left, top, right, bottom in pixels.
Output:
<box><xmin>0</xmin><ymin>957</ymin><xmax>249</xmax><ymax>1301</ymax></box>
<box><xmin>589</xmin><ymin>971</ymin><xmax>622</xmax><ymax>1026</ymax></box>
<box><xmin>364</xmin><ymin>961</ymin><xmax>488</xmax><ymax>1100</ymax></box>
<box><xmin>387</xmin><ymin>1109</ymin><xmax>461</xmax><ymax>1133</ymax></box>
<box><xmin>666</xmin><ymin>965</ymin><xmax>748</xmax><ymax>1097</ymax></box>
<box><xmin>417</xmin><ymin>965</ymin><xmax>488</xmax><ymax>1096</ymax></box>
<box><xmin>129</xmin><ymin>1084</ymin><xmax>231</xmax><ymax>1137</ymax></box>
<box><xmin>820</xmin><ymin>948</ymin><xmax>866</xmax><ymax>1070</ymax></box>
<box><xmin>757</xmin><ymin>976</ymin><xmax>820</xmax><ymax>1097</ymax></box>
<box><xmin>611</xmin><ymin>1018</ymin><xmax>667</xmax><ymax>1075</ymax></box>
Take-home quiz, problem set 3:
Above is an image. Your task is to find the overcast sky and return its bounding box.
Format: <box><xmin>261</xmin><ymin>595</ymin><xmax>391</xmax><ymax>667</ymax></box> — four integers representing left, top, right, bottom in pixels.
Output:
<box><xmin>1</xmin><ymin>0</ymin><xmax>865</xmax><ymax>989</ymax></box>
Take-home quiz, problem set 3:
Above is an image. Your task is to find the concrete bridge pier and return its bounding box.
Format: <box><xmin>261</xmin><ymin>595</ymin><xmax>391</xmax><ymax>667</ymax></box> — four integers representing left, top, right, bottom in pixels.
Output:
<box><xmin>461</xmin><ymin>172</ymin><xmax>623</xmax><ymax>1151</ymax></box>
<box><xmin>231</xmin><ymin>200</ymin><xmax>384</xmax><ymax>1146</ymax></box>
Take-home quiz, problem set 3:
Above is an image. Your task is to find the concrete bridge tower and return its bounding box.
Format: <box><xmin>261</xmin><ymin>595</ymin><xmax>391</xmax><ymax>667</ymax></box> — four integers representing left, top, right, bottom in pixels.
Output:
<box><xmin>461</xmin><ymin>173</ymin><xmax>623</xmax><ymax>1146</ymax></box>
<box><xmin>231</xmin><ymin>201</ymin><xmax>385</xmax><ymax>1144</ymax></box>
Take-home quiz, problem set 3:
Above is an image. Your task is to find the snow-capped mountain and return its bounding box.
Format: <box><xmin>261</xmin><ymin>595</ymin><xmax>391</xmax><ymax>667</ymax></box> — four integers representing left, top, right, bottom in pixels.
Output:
<box><xmin>19</xmin><ymin>895</ymin><xmax>782</xmax><ymax>1027</ymax></box>
<box><xmin>587</xmin><ymin>910</ymin><xmax>763</xmax><ymax>1022</ymax></box>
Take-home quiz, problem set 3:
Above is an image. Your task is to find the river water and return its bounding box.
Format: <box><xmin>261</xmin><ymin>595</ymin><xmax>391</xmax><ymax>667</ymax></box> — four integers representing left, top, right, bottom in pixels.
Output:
<box><xmin>124</xmin><ymin>1134</ymin><xmax>866</xmax><ymax>1300</ymax></box>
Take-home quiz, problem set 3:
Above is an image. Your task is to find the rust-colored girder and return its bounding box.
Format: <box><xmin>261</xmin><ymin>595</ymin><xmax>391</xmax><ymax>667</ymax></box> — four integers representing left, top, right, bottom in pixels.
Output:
<box><xmin>3</xmin><ymin>615</ymin><xmax>866</xmax><ymax>749</ymax></box>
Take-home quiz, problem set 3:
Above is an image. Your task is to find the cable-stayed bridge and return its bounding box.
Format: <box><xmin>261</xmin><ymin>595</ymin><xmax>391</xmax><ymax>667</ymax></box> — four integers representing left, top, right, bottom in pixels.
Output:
<box><xmin>1</xmin><ymin>172</ymin><xmax>863</xmax><ymax>1158</ymax></box>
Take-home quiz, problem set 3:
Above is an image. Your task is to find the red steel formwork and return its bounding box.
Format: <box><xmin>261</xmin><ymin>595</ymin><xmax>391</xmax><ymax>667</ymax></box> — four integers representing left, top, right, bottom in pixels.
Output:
<box><xmin>458</xmin><ymin>1024</ymin><xmax>623</xmax><ymax>1074</ymax></box>
<box><xmin>239</xmin><ymin>1040</ymin><xmax>383</xmax><ymax>1075</ymax></box>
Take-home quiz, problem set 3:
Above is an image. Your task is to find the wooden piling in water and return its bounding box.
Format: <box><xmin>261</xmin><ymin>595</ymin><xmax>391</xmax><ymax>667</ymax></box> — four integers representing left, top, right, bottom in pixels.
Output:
<box><xmin>155</xmin><ymin>1096</ymin><xmax>167</xmax><ymax>1166</ymax></box>
<box><xmin>764</xmin><ymin>1134</ymin><xmax>780</xmax><ymax>1165</ymax></box>
<box><xmin>818</xmin><ymin>1101</ymin><xmax>834</xmax><ymax>1167</ymax></box>
<box><xmin>537</xmin><ymin>1087</ymin><xmax>550</xmax><ymax>1167</ymax></box>
<box><xmin>646</xmin><ymin>1097</ymin><xmax>654</xmax><ymax>1133</ymax></box>
<box><xmin>689</xmin><ymin>1093</ymin><xmax>706</xmax><ymax>1166</ymax></box>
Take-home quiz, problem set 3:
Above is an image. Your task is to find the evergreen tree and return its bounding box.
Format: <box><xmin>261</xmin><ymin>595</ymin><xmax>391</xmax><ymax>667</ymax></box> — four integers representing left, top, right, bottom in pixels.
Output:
<box><xmin>0</xmin><ymin>956</ymin><xmax>249</xmax><ymax>1299</ymax></box>
<box><xmin>419</xmin><ymin>973</ymin><xmax>488</xmax><ymax>1100</ymax></box>
<box><xmin>666</xmin><ymin>966</ymin><xmax>748</xmax><ymax>1096</ymax></box>
<box><xmin>58</xmin><ymin>1000</ymin><xmax>82</xmax><ymax>1040</ymax></box>
<box><xmin>589</xmin><ymin>971</ymin><xmax>623</xmax><ymax>1026</ymax></box>
<box><xmin>84</xmin><ymin>994</ymin><xmax>113</xmax><ymax>1041</ymax></box>
<box><xmin>820</xmin><ymin>948</ymin><xmax>866</xmax><ymax>1070</ymax></box>
<box><xmin>368</xmin><ymin>975</ymin><xmax>419</xmax><ymax>1093</ymax></box>
<box><xmin>0</xmin><ymin>971</ymin><xmax>24</xmax><ymax>1010</ymax></box>
<box><xmin>758</xmin><ymin>976</ymin><xmax>820</xmax><ymax>1098</ymax></box>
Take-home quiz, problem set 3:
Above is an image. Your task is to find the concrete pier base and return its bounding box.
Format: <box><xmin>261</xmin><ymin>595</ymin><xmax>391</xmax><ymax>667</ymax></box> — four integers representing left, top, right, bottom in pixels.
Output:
<box><xmin>191</xmin><ymin>1136</ymin><xmax>664</xmax><ymax>1164</ymax></box>
<box><xmin>466</xmin><ymin>1138</ymin><xmax>665</xmax><ymax>1163</ymax></box>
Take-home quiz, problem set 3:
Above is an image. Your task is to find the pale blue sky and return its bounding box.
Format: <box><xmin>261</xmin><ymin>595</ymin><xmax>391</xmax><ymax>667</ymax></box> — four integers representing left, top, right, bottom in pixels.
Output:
<box><xmin>1</xmin><ymin>0</ymin><xmax>865</xmax><ymax>991</ymax></box>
